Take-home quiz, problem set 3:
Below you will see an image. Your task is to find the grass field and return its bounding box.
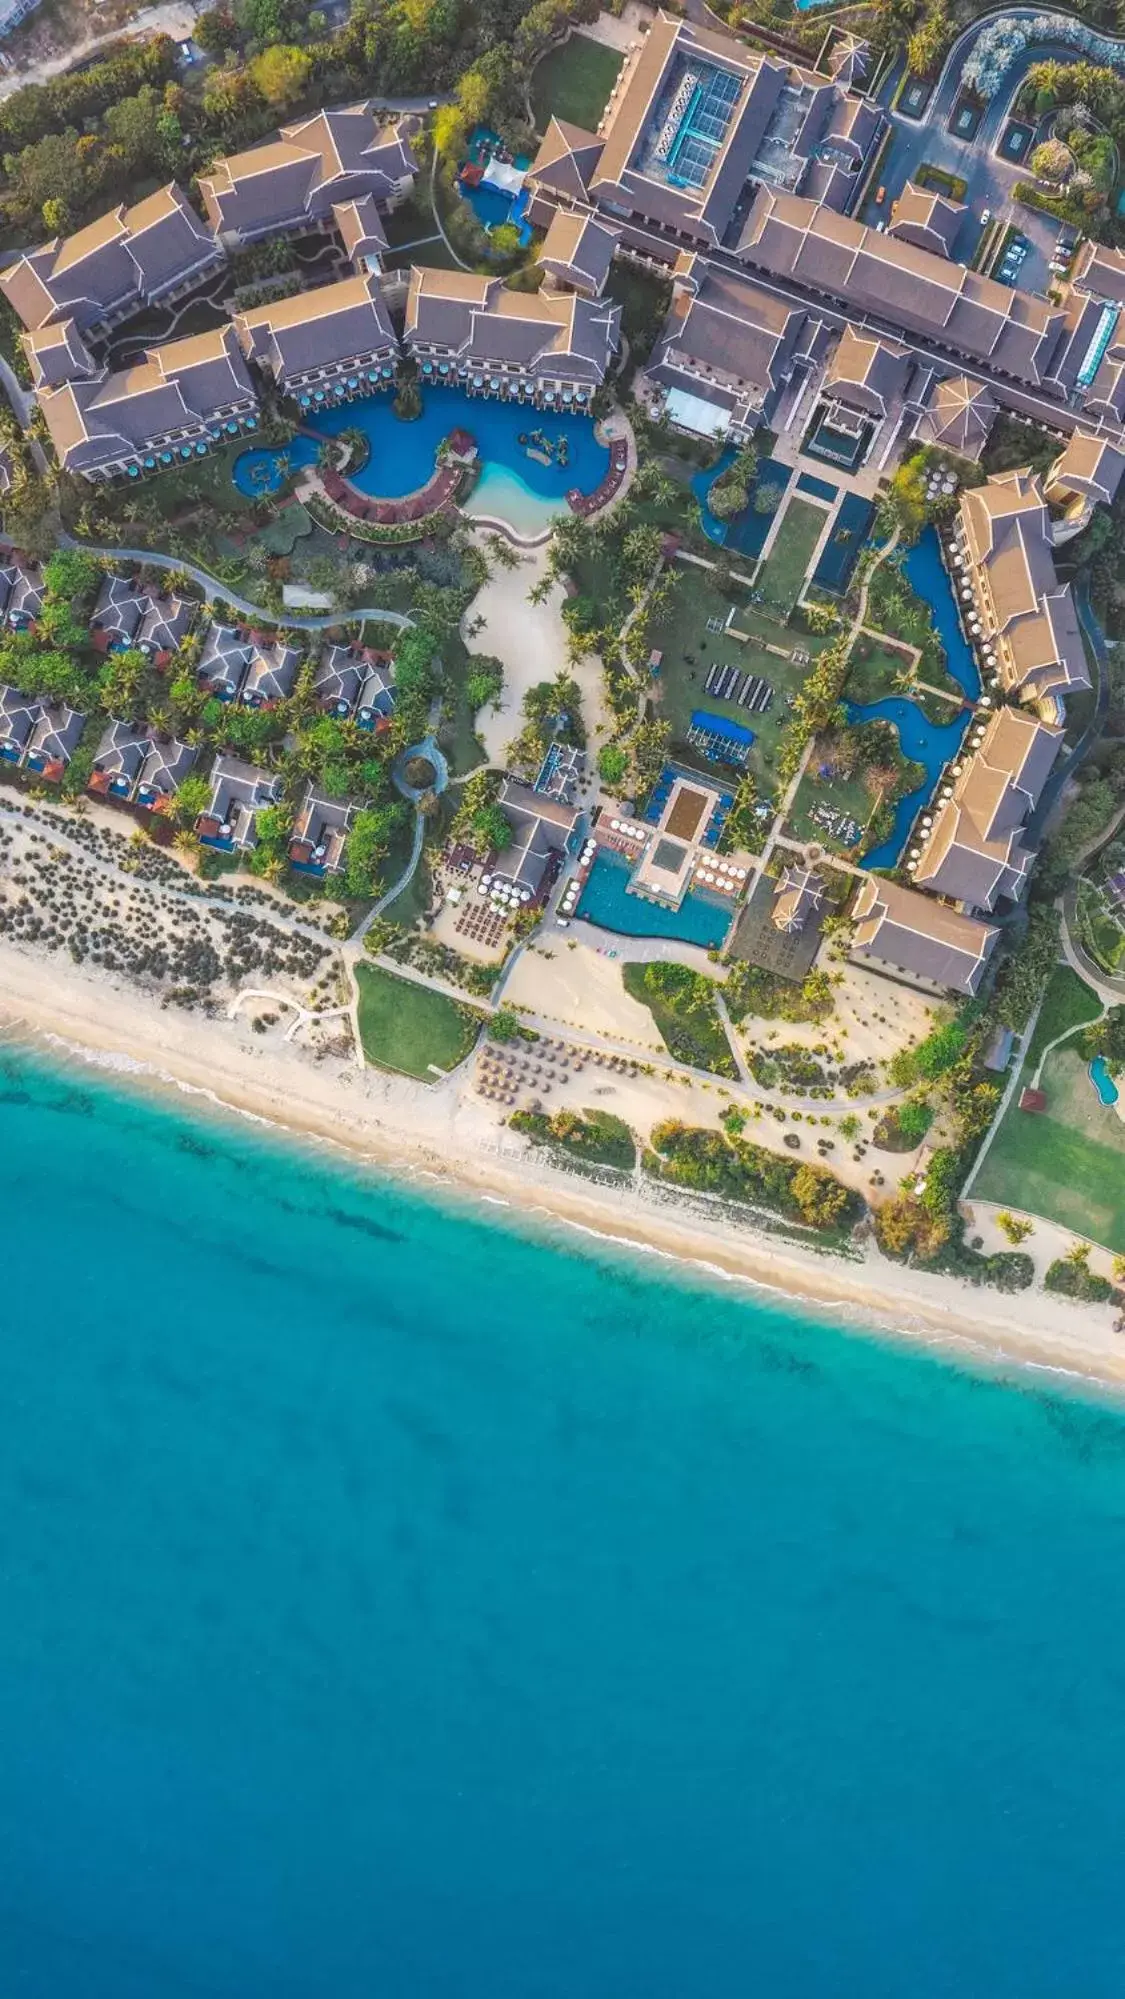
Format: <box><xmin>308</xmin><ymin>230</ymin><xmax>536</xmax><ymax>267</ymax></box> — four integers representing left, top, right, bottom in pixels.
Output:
<box><xmin>1024</xmin><ymin>964</ymin><xmax>1102</xmax><ymax>1073</ymax></box>
<box><xmin>531</xmin><ymin>34</ymin><xmax>623</xmax><ymax>132</ymax></box>
<box><xmin>755</xmin><ymin>498</ymin><xmax>826</xmax><ymax>614</ymax></box>
<box><xmin>974</xmin><ymin>1046</ymin><xmax>1125</xmax><ymax>1253</ymax></box>
<box><xmin>355</xmin><ymin>965</ymin><xmax>482</xmax><ymax>1078</ymax></box>
<box><xmin>644</xmin><ymin>563</ymin><xmax>829</xmax><ymax>797</ymax></box>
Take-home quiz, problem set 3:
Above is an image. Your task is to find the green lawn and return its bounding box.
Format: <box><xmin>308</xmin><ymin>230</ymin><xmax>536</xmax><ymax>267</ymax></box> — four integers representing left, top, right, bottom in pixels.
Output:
<box><xmin>531</xmin><ymin>34</ymin><xmax>623</xmax><ymax>133</ymax></box>
<box><xmin>845</xmin><ymin>633</ymin><xmax>915</xmax><ymax>704</ymax></box>
<box><xmin>355</xmin><ymin>964</ymin><xmax>482</xmax><ymax>1077</ymax></box>
<box><xmin>974</xmin><ymin>1046</ymin><xmax>1125</xmax><ymax>1253</ymax></box>
<box><xmin>645</xmin><ymin>560</ymin><xmax>828</xmax><ymax>796</ymax></box>
<box><xmin>786</xmin><ymin>760</ymin><xmax>873</xmax><ymax>857</ymax></box>
<box><xmin>755</xmin><ymin>498</ymin><xmax>826</xmax><ymax>614</ymax></box>
<box><xmin>1024</xmin><ymin>964</ymin><xmax>1102</xmax><ymax>1072</ymax></box>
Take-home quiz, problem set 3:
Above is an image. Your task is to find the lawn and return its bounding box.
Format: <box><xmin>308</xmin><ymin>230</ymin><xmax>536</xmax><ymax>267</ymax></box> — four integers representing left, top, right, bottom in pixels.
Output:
<box><xmin>531</xmin><ymin>34</ymin><xmax>623</xmax><ymax>133</ymax></box>
<box><xmin>754</xmin><ymin>497</ymin><xmax>826</xmax><ymax>614</ymax></box>
<box><xmin>645</xmin><ymin>560</ymin><xmax>827</xmax><ymax>796</ymax></box>
<box><xmin>622</xmin><ymin>961</ymin><xmax>737</xmax><ymax>1078</ymax></box>
<box><xmin>1024</xmin><ymin>964</ymin><xmax>1102</xmax><ymax>1072</ymax></box>
<box><xmin>355</xmin><ymin>964</ymin><xmax>482</xmax><ymax>1077</ymax></box>
<box><xmin>786</xmin><ymin>760</ymin><xmax>874</xmax><ymax>857</ymax></box>
<box><xmin>974</xmin><ymin>1047</ymin><xmax>1125</xmax><ymax>1253</ymax></box>
<box><xmin>845</xmin><ymin>633</ymin><xmax>915</xmax><ymax>705</ymax></box>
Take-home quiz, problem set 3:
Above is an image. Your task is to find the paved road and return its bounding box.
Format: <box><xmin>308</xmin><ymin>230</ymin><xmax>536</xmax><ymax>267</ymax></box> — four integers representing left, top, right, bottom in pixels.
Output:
<box><xmin>0</xmin><ymin>1</ymin><xmax>199</xmax><ymax>100</ymax></box>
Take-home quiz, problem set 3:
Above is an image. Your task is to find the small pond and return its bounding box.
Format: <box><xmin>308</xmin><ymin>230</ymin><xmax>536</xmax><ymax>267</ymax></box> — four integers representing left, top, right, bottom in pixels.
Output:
<box><xmin>846</xmin><ymin>693</ymin><xmax>972</xmax><ymax>870</ymax></box>
<box><xmin>1090</xmin><ymin>1055</ymin><xmax>1120</xmax><ymax>1107</ymax></box>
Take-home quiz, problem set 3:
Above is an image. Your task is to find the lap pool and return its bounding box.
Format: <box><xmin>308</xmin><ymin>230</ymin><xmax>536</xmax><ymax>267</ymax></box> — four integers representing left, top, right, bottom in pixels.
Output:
<box><xmin>301</xmin><ymin>387</ymin><xmax>609</xmax><ymax>535</ymax></box>
<box><xmin>576</xmin><ymin>848</ymin><xmax>733</xmax><ymax>948</ymax></box>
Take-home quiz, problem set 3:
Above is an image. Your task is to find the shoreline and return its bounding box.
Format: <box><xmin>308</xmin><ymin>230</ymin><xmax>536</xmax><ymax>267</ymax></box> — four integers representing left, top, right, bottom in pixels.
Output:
<box><xmin>3</xmin><ymin>940</ymin><xmax>1124</xmax><ymax>1399</ymax></box>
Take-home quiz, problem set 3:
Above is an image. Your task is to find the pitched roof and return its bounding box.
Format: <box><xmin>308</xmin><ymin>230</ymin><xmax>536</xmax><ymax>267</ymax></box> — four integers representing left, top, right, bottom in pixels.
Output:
<box><xmin>914</xmin><ymin>706</ymin><xmax>1062</xmax><ymax>909</ymax></box>
<box><xmin>824</xmin><ymin>326</ymin><xmax>911</xmax><ymax>416</ymax></box>
<box><xmin>914</xmin><ymin>373</ymin><xmax>997</xmax><ymax>459</ymax></box>
<box><xmin>1072</xmin><ymin>239</ymin><xmax>1125</xmax><ymax>306</ymax></box>
<box><xmin>198</xmin><ymin>106</ymin><xmax>418</xmax><ymax>239</ymax></box>
<box><xmin>0</xmin><ymin>184</ymin><xmax>217</xmax><ymax>331</ymax></box>
<box><xmin>1047</xmin><ymin>431</ymin><xmax>1125</xmax><ymax>508</ymax></box>
<box><xmin>737</xmin><ymin>187</ymin><xmax>1067</xmax><ymax>384</ymax></box>
<box><xmin>538</xmin><ymin>209</ymin><xmax>617</xmax><ymax>297</ymax></box>
<box><xmin>528</xmin><ymin>118</ymin><xmax>605</xmax><ymax>203</ymax></box>
<box><xmin>332</xmin><ymin>194</ymin><xmax>388</xmax><ymax>269</ymax></box>
<box><xmin>405</xmin><ymin>265</ymin><xmax>619</xmax><ymax>382</ymax></box>
<box><xmin>852</xmin><ymin>876</ymin><xmax>999</xmax><ymax>993</ymax></box>
<box><xmin>21</xmin><ymin>317</ymin><xmax>97</xmax><ymax>390</ymax></box>
<box><xmin>234</xmin><ymin>271</ymin><xmax>395</xmax><ymax>380</ymax></box>
<box><xmin>772</xmin><ymin>865</ymin><xmax>824</xmax><ymax>932</ymax></box>
<box><xmin>649</xmin><ymin>257</ymin><xmax>817</xmax><ymax>418</ymax></box>
<box><xmin>38</xmin><ymin>325</ymin><xmax>257</xmax><ymax>477</ymax></box>
<box><xmin>887</xmin><ymin>180</ymin><xmax>966</xmax><ymax>258</ymax></box>
<box><xmin>958</xmin><ymin>470</ymin><xmax>1090</xmax><ymax>700</ymax></box>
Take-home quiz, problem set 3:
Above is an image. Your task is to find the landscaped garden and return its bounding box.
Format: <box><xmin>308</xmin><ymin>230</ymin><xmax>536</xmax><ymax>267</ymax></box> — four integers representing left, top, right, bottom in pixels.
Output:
<box><xmin>355</xmin><ymin>963</ymin><xmax>483</xmax><ymax>1077</ymax></box>
<box><xmin>530</xmin><ymin>34</ymin><xmax>623</xmax><ymax>133</ymax></box>
<box><xmin>753</xmin><ymin>498</ymin><xmax>826</xmax><ymax>616</ymax></box>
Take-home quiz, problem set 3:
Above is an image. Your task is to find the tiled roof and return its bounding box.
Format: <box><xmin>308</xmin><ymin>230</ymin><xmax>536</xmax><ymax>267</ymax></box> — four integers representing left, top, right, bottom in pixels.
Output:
<box><xmin>38</xmin><ymin>325</ymin><xmax>257</xmax><ymax>477</ymax></box>
<box><xmin>199</xmin><ymin>106</ymin><xmax>418</xmax><ymax>239</ymax></box>
<box><xmin>235</xmin><ymin>271</ymin><xmax>395</xmax><ymax>380</ymax></box>
<box><xmin>852</xmin><ymin>877</ymin><xmax>998</xmax><ymax>993</ymax></box>
<box><xmin>405</xmin><ymin>266</ymin><xmax>619</xmax><ymax>382</ymax></box>
<box><xmin>0</xmin><ymin>184</ymin><xmax>218</xmax><ymax>331</ymax></box>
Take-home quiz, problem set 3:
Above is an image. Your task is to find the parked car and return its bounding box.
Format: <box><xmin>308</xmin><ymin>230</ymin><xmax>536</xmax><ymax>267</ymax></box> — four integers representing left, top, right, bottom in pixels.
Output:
<box><xmin>981</xmin><ymin>208</ymin><xmax>991</xmax><ymax>224</ymax></box>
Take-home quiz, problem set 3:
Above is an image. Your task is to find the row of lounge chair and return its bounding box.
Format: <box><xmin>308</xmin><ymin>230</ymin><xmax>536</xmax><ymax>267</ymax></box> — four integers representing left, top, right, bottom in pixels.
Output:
<box><xmin>704</xmin><ymin>663</ymin><xmax>773</xmax><ymax>713</ymax></box>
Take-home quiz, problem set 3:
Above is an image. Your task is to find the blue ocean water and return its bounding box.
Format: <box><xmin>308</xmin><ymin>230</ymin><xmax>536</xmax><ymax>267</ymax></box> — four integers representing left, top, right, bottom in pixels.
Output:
<box><xmin>2</xmin><ymin>1048</ymin><xmax>1125</xmax><ymax>1996</ymax></box>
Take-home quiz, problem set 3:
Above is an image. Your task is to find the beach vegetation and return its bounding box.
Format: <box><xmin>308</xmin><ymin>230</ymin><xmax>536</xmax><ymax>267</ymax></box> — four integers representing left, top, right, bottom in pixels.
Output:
<box><xmin>1044</xmin><ymin>1243</ymin><xmax>1122</xmax><ymax>1307</ymax></box>
<box><xmin>622</xmin><ymin>963</ymin><xmax>737</xmax><ymax>1079</ymax></box>
<box><xmin>510</xmin><ymin>1107</ymin><xmax>636</xmax><ymax>1172</ymax></box>
<box><xmin>996</xmin><ymin>1212</ymin><xmax>1034</xmax><ymax>1246</ymax></box>
<box><xmin>647</xmin><ymin>1120</ymin><xmax>861</xmax><ymax>1237</ymax></box>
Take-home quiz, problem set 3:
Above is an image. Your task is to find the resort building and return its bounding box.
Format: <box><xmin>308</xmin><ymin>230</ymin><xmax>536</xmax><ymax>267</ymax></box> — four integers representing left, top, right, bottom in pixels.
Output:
<box><xmin>198</xmin><ymin>106</ymin><xmax>418</xmax><ymax>246</ymax></box>
<box><xmin>23</xmin><ymin>702</ymin><xmax>86</xmax><ymax>781</ymax></box>
<box><xmin>537</xmin><ymin>210</ymin><xmax>618</xmax><ymax>299</ymax></box>
<box><xmin>196</xmin><ymin>755</ymin><xmax>282</xmax><ymax>852</ymax></box>
<box><xmin>197</xmin><ymin>623</ymin><xmax>300</xmax><ymax>707</ymax></box>
<box><xmin>644</xmin><ymin>253</ymin><xmax>826</xmax><ymax>438</ymax></box>
<box><xmin>21</xmin><ymin>319</ymin><xmax>98</xmax><ymax>392</ymax></box>
<box><xmin>90</xmin><ymin>576</ymin><xmax>194</xmax><ymax>660</ymax></box>
<box><xmin>850</xmin><ymin>876</ymin><xmax>999</xmax><ymax>996</ymax></box>
<box><xmin>913</xmin><ymin>374</ymin><xmax>997</xmax><ymax>460</ymax></box>
<box><xmin>0</xmin><ymin>185</ymin><xmax>223</xmax><ymax>335</ymax></box>
<box><xmin>37</xmin><ymin>326</ymin><xmax>259</xmax><ymax>483</ymax></box>
<box><xmin>288</xmin><ymin>786</ymin><xmax>353</xmax><ymax>876</ymax></box>
<box><xmin>886</xmin><ymin>181</ymin><xmax>966</xmax><ymax>259</ymax></box>
<box><xmin>1045</xmin><ymin>433</ymin><xmax>1125</xmax><ymax>516</ymax></box>
<box><xmin>953</xmin><ymin>470</ymin><xmax>1090</xmax><ymax>712</ymax></box>
<box><xmin>313</xmin><ymin>642</ymin><xmax>394</xmax><ymax>727</ymax></box>
<box><xmin>1071</xmin><ymin>239</ymin><xmax>1125</xmax><ymax>308</ymax></box>
<box><xmin>405</xmin><ymin>266</ymin><xmax>620</xmax><ymax>405</ymax></box>
<box><xmin>234</xmin><ymin>272</ymin><xmax>397</xmax><ymax>404</ymax></box>
<box><xmin>912</xmin><ymin>707</ymin><xmax>1063</xmax><ymax>913</ymax></box>
<box><xmin>529</xmin><ymin>14</ymin><xmax>885</xmax><ymax>257</ymax></box>
<box><xmin>491</xmin><ymin>779</ymin><xmax>582</xmax><ymax>899</ymax></box>
<box><xmin>333</xmin><ymin>195</ymin><xmax>389</xmax><ymax>276</ymax></box>
<box><xmin>822</xmin><ymin>327</ymin><xmax>913</xmax><ymax>421</ymax></box>
<box><xmin>88</xmin><ymin>720</ymin><xmax>196</xmax><ymax>811</ymax></box>
<box><xmin>771</xmin><ymin>865</ymin><xmax>825</xmax><ymax>933</ymax></box>
<box><xmin>0</xmin><ymin>558</ymin><xmax>44</xmax><ymax>630</ymax></box>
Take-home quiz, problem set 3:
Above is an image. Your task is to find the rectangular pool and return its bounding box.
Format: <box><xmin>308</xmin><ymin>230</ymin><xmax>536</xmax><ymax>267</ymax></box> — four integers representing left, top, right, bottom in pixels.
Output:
<box><xmin>576</xmin><ymin>849</ymin><xmax>733</xmax><ymax>948</ymax></box>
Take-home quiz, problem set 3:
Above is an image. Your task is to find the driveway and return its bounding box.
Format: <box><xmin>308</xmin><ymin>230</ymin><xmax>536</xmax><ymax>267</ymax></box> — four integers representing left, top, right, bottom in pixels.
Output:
<box><xmin>0</xmin><ymin>1</ymin><xmax>198</xmax><ymax>99</ymax></box>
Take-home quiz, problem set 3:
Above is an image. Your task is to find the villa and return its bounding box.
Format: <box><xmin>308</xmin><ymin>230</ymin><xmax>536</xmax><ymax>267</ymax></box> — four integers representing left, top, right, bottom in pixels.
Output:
<box><xmin>198</xmin><ymin>106</ymin><xmax>418</xmax><ymax>246</ymax></box>
<box><xmin>953</xmin><ymin>471</ymin><xmax>1090</xmax><ymax>713</ymax></box>
<box><xmin>234</xmin><ymin>272</ymin><xmax>397</xmax><ymax>403</ymax></box>
<box><xmin>0</xmin><ymin>558</ymin><xmax>44</xmax><ymax>630</ymax></box>
<box><xmin>197</xmin><ymin>623</ymin><xmax>253</xmax><ymax>700</ymax></box>
<box><xmin>772</xmin><ymin>865</ymin><xmax>825</xmax><ymax>933</ymax></box>
<box><xmin>644</xmin><ymin>254</ymin><xmax>827</xmax><ymax>438</ymax></box>
<box><xmin>405</xmin><ymin>266</ymin><xmax>620</xmax><ymax>405</ymax></box>
<box><xmin>197</xmin><ymin>624</ymin><xmax>299</xmax><ymax>706</ymax></box>
<box><xmin>89</xmin><ymin>575</ymin><xmax>193</xmax><ymax>659</ymax></box>
<box><xmin>0</xmin><ymin>682</ymin><xmax>39</xmax><ymax>761</ymax></box>
<box><xmin>491</xmin><ymin>779</ymin><xmax>581</xmax><ymax>899</ymax></box>
<box><xmin>538</xmin><ymin>210</ymin><xmax>618</xmax><ymax>299</ymax></box>
<box><xmin>912</xmin><ymin>707</ymin><xmax>1062</xmax><ymax>914</ymax></box>
<box><xmin>88</xmin><ymin>720</ymin><xmax>196</xmax><ymax>810</ymax></box>
<box><xmin>37</xmin><ymin>326</ymin><xmax>259</xmax><ymax>483</ymax></box>
<box><xmin>196</xmin><ymin>754</ymin><xmax>281</xmax><ymax>851</ymax></box>
<box><xmin>313</xmin><ymin>642</ymin><xmax>394</xmax><ymax>726</ymax></box>
<box><xmin>0</xmin><ymin>185</ymin><xmax>223</xmax><ymax>335</ymax></box>
<box><xmin>242</xmin><ymin>639</ymin><xmax>301</xmax><ymax>708</ymax></box>
<box><xmin>1045</xmin><ymin>433</ymin><xmax>1125</xmax><ymax>517</ymax></box>
<box><xmin>288</xmin><ymin>786</ymin><xmax>353</xmax><ymax>875</ymax></box>
<box><xmin>22</xmin><ymin>320</ymin><xmax>101</xmax><ymax>392</ymax></box>
<box><xmin>23</xmin><ymin>702</ymin><xmax>86</xmax><ymax>780</ymax></box>
<box><xmin>850</xmin><ymin>876</ymin><xmax>998</xmax><ymax>996</ymax></box>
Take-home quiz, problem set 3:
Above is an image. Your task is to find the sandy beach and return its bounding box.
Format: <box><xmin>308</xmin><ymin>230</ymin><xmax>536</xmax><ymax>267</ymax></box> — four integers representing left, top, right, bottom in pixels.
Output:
<box><xmin>1</xmin><ymin>933</ymin><xmax>1121</xmax><ymax>1395</ymax></box>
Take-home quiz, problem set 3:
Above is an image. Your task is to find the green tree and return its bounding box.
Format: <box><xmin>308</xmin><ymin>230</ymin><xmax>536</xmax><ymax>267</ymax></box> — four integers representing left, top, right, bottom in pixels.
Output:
<box><xmin>249</xmin><ymin>44</ymin><xmax>311</xmax><ymax>107</ymax></box>
<box><xmin>473</xmin><ymin>801</ymin><xmax>512</xmax><ymax>851</ymax></box>
<box><xmin>41</xmin><ymin>195</ymin><xmax>70</xmax><ymax>235</ymax></box>
<box><xmin>173</xmin><ymin>772</ymin><xmax>212</xmax><ymax>828</ymax></box>
<box><xmin>597</xmin><ymin>743</ymin><xmax>628</xmax><ymax>787</ymax></box>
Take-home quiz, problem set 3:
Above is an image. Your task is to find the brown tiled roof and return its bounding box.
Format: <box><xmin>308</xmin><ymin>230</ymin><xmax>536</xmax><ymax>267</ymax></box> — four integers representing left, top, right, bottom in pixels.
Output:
<box><xmin>0</xmin><ymin>185</ymin><xmax>218</xmax><ymax>332</ymax></box>
<box><xmin>649</xmin><ymin>259</ymin><xmax>815</xmax><ymax>416</ymax></box>
<box><xmin>824</xmin><ymin>326</ymin><xmax>911</xmax><ymax>416</ymax></box>
<box><xmin>528</xmin><ymin>118</ymin><xmax>605</xmax><ymax>203</ymax></box>
<box><xmin>887</xmin><ymin>181</ymin><xmax>966</xmax><ymax>258</ymax></box>
<box><xmin>199</xmin><ymin>106</ymin><xmax>418</xmax><ymax>240</ymax></box>
<box><xmin>538</xmin><ymin>209</ymin><xmax>617</xmax><ymax>297</ymax></box>
<box><xmin>958</xmin><ymin>470</ymin><xmax>1090</xmax><ymax>700</ymax></box>
<box><xmin>332</xmin><ymin>195</ymin><xmax>388</xmax><ymax>267</ymax></box>
<box><xmin>405</xmin><ymin>265</ymin><xmax>619</xmax><ymax>382</ymax></box>
<box><xmin>21</xmin><ymin>317</ymin><xmax>97</xmax><ymax>390</ymax></box>
<box><xmin>40</xmin><ymin>324</ymin><xmax>257</xmax><ymax>477</ymax></box>
<box><xmin>234</xmin><ymin>271</ymin><xmax>395</xmax><ymax>380</ymax></box>
<box><xmin>1072</xmin><ymin>240</ymin><xmax>1125</xmax><ymax>306</ymax></box>
<box><xmin>1047</xmin><ymin>431</ymin><xmax>1125</xmax><ymax>508</ymax></box>
<box><xmin>914</xmin><ymin>706</ymin><xmax>1061</xmax><ymax>910</ymax></box>
<box><xmin>914</xmin><ymin>373</ymin><xmax>997</xmax><ymax>459</ymax></box>
<box><xmin>852</xmin><ymin>877</ymin><xmax>998</xmax><ymax>993</ymax></box>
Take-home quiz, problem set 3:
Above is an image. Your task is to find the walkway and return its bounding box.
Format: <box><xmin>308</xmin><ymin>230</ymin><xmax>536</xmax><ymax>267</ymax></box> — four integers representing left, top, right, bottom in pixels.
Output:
<box><xmin>0</xmin><ymin>352</ymin><xmax>33</xmax><ymax>429</ymax></box>
<box><xmin>56</xmin><ymin>536</ymin><xmax>415</xmax><ymax>633</ymax></box>
<box><xmin>430</xmin><ymin>149</ymin><xmax>473</xmax><ymax>273</ymax></box>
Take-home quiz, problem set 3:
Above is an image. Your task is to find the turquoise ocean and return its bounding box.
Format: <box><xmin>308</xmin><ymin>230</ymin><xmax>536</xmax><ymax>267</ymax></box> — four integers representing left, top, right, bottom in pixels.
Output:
<box><xmin>2</xmin><ymin>1045</ymin><xmax>1125</xmax><ymax>1995</ymax></box>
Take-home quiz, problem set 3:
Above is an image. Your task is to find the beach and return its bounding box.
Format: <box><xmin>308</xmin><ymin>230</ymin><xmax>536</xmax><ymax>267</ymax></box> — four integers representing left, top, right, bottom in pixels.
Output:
<box><xmin>1</xmin><ymin>932</ymin><xmax>1121</xmax><ymax>1391</ymax></box>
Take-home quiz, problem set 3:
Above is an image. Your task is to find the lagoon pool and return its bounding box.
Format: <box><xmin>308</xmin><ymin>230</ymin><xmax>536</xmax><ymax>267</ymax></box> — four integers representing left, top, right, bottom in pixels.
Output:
<box><xmin>577</xmin><ymin>848</ymin><xmax>733</xmax><ymax>948</ymax></box>
<box><xmin>303</xmin><ymin>387</ymin><xmax>609</xmax><ymax>535</ymax></box>
<box><xmin>847</xmin><ymin>694</ymin><xmax>972</xmax><ymax>870</ymax></box>
<box><xmin>903</xmin><ymin>526</ymin><xmax>981</xmax><ymax>699</ymax></box>
<box><xmin>232</xmin><ymin>435</ymin><xmax>319</xmax><ymax>497</ymax></box>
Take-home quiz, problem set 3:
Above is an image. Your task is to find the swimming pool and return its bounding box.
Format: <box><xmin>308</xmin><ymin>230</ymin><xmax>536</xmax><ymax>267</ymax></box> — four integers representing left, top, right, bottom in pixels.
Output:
<box><xmin>302</xmin><ymin>387</ymin><xmax>609</xmax><ymax>535</ymax></box>
<box><xmin>232</xmin><ymin>436</ymin><xmax>319</xmax><ymax>497</ymax></box>
<box><xmin>692</xmin><ymin>452</ymin><xmax>790</xmax><ymax>550</ymax></box>
<box><xmin>902</xmin><ymin>527</ymin><xmax>981</xmax><ymax>699</ymax></box>
<box><xmin>576</xmin><ymin>848</ymin><xmax>733</xmax><ymax>948</ymax></box>
<box><xmin>1090</xmin><ymin>1054</ymin><xmax>1120</xmax><ymax>1107</ymax></box>
<box><xmin>846</xmin><ymin>694</ymin><xmax>972</xmax><ymax>869</ymax></box>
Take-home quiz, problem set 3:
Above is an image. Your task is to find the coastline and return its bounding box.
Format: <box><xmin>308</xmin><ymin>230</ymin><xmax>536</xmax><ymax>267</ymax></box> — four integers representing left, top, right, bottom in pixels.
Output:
<box><xmin>2</xmin><ymin>937</ymin><xmax>1123</xmax><ymax>1396</ymax></box>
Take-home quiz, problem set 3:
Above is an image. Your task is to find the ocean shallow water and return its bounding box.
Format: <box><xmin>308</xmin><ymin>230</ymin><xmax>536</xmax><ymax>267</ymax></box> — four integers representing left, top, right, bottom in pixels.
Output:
<box><xmin>2</xmin><ymin>1047</ymin><xmax>1125</xmax><ymax>1995</ymax></box>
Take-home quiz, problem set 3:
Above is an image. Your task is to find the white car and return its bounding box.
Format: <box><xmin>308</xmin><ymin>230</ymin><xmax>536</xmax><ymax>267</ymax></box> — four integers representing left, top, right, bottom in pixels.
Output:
<box><xmin>980</xmin><ymin>208</ymin><xmax>991</xmax><ymax>224</ymax></box>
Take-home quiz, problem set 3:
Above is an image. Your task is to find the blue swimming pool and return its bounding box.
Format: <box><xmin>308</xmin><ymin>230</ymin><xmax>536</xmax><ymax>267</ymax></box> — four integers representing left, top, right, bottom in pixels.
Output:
<box><xmin>459</xmin><ymin>181</ymin><xmax>533</xmax><ymax>245</ymax></box>
<box><xmin>302</xmin><ymin>387</ymin><xmax>609</xmax><ymax>534</ymax></box>
<box><xmin>232</xmin><ymin>435</ymin><xmax>319</xmax><ymax>497</ymax></box>
<box><xmin>902</xmin><ymin>526</ymin><xmax>981</xmax><ymax>699</ymax></box>
<box><xmin>576</xmin><ymin>849</ymin><xmax>733</xmax><ymax>948</ymax></box>
<box><xmin>846</xmin><ymin>694</ymin><xmax>972</xmax><ymax>870</ymax></box>
<box><xmin>1090</xmin><ymin>1054</ymin><xmax>1120</xmax><ymax>1107</ymax></box>
<box><xmin>692</xmin><ymin>451</ymin><xmax>791</xmax><ymax>550</ymax></box>
<box><xmin>796</xmin><ymin>471</ymin><xmax>838</xmax><ymax>502</ymax></box>
<box><xmin>812</xmin><ymin>492</ymin><xmax>875</xmax><ymax>594</ymax></box>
